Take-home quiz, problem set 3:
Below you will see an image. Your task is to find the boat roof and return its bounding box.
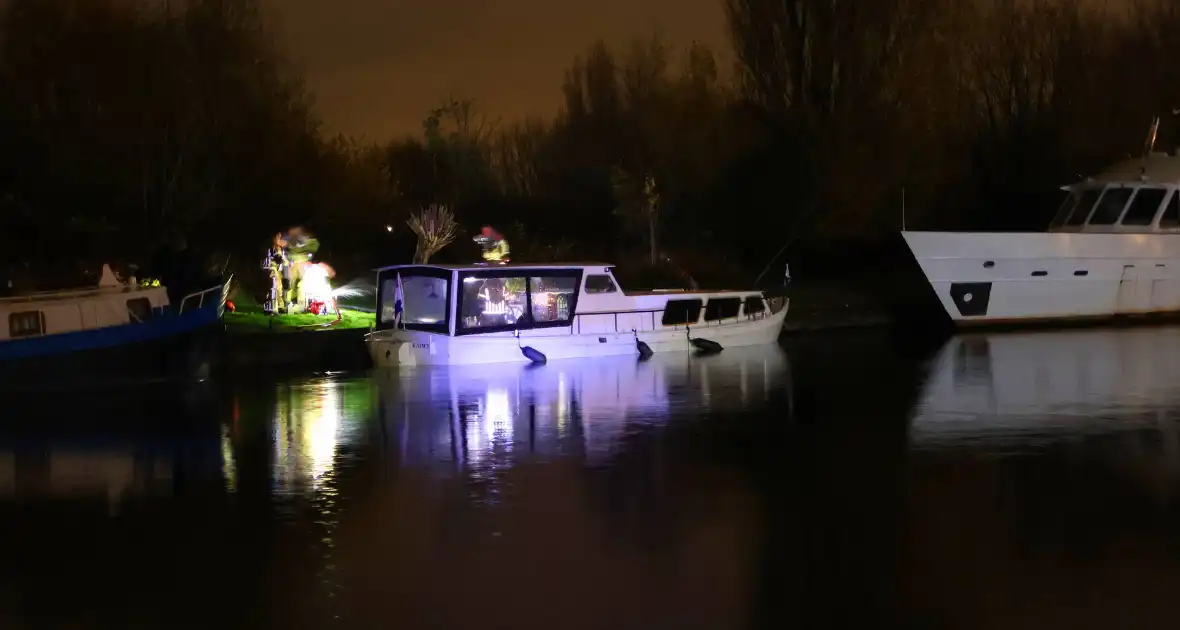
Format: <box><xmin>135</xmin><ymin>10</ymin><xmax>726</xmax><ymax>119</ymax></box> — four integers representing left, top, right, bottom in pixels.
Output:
<box><xmin>0</xmin><ymin>285</ymin><xmax>153</xmax><ymax>304</ymax></box>
<box><xmin>1080</xmin><ymin>153</ymin><xmax>1180</xmax><ymax>185</ymax></box>
<box><xmin>374</xmin><ymin>262</ymin><xmax>615</xmax><ymax>272</ymax></box>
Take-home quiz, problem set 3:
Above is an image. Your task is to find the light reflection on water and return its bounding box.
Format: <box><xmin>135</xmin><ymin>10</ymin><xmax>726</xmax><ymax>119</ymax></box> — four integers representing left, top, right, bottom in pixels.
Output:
<box><xmin>368</xmin><ymin>347</ymin><xmax>789</xmax><ymax>479</ymax></box>
<box><xmin>22</xmin><ymin>327</ymin><xmax>1180</xmax><ymax>627</ymax></box>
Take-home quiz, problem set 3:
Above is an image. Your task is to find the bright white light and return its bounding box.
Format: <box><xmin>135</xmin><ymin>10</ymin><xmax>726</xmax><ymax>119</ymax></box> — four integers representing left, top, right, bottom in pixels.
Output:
<box><xmin>463</xmin><ymin>277</ymin><xmax>480</xmax><ymax>283</ymax></box>
<box><xmin>302</xmin><ymin>264</ymin><xmax>335</xmax><ymax>308</ymax></box>
<box><xmin>385</xmin><ymin>225</ymin><xmax>393</xmax><ymax>232</ymax></box>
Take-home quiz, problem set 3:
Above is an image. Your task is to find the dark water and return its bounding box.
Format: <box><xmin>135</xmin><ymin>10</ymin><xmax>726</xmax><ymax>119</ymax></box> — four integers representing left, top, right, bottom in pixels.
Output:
<box><xmin>6</xmin><ymin>326</ymin><xmax>1180</xmax><ymax>628</ymax></box>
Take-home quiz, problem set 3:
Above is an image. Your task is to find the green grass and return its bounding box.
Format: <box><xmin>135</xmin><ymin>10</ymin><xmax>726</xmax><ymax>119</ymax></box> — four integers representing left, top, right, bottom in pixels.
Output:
<box><xmin>225</xmin><ymin>308</ymin><xmax>375</xmax><ymax>334</ymax></box>
<box><xmin>225</xmin><ymin>282</ymin><xmax>376</xmax><ymax>333</ymax></box>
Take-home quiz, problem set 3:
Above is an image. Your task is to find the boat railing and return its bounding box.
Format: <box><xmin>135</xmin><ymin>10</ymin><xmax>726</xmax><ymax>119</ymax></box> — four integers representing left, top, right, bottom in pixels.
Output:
<box><xmin>570</xmin><ymin>295</ymin><xmax>776</xmax><ymax>335</ymax></box>
<box><xmin>178</xmin><ymin>285</ymin><xmax>224</xmax><ymax>315</ymax></box>
<box><xmin>571</xmin><ymin>308</ymin><xmax>665</xmax><ymax>336</ymax></box>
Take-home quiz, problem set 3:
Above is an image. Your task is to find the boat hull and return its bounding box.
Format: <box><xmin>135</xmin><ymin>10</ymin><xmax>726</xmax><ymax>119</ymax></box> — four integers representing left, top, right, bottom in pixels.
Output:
<box><xmin>902</xmin><ymin>230</ymin><xmax>1180</xmax><ymax>326</ymax></box>
<box><xmin>367</xmin><ymin>306</ymin><xmax>788</xmax><ymax>367</ymax></box>
<box><xmin>0</xmin><ymin>282</ymin><xmax>228</xmax><ymax>392</ymax></box>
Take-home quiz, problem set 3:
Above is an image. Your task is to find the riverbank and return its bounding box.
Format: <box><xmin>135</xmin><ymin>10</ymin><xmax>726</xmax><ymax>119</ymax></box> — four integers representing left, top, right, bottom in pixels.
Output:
<box><xmin>780</xmin><ymin>283</ymin><xmax>898</xmax><ymax>332</ymax></box>
<box><xmin>217</xmin><ymin>307</ymin><xmax>374</xmax><ymax>374</ymax></box>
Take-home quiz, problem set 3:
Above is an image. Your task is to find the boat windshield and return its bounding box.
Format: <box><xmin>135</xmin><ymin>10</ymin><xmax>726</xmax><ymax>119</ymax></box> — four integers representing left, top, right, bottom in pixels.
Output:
<box><xmin>376</xmin><ymin>267</ymin><xmax>451</xmax><ymax>334</ymax></box>
<box><xmin>1050</xmin><ymin>191</ymin><xmax>1079</xmax><ymax>227</ymax></box>
<box><xmin>1060</xmin><ymin>188</ymin><xmax>1103</xmax><ymax>227</ymax></box>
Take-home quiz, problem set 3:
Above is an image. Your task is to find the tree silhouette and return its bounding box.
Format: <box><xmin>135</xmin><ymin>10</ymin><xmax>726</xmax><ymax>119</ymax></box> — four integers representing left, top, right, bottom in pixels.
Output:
<box><xmin>406</xmin><ymin>204</ymin><xmax>460</xmax><ymax>264</ymax></box>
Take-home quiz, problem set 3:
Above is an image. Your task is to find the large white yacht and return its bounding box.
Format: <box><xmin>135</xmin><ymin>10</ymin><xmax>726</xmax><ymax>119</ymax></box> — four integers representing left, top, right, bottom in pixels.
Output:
<box><xmin>903</xmin><ymin>151</ymin><xmax>1180</xmax><ymax>326</ymax></box>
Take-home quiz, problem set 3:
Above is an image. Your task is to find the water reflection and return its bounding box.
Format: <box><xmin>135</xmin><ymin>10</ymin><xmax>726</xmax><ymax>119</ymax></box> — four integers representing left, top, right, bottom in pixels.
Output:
<box><xmin>372</xmin><ymin>345</ymin><xmax>791</xmax><ymax>471</ymax></box>
<box><xmin>911</xmin><ymin>327</ymin><xmax>1180</xmax><ymax>447</ymax></box>
<box><xmin>314</xmin><ymin>345</ymin><xmax>794</xmax><ymax>630</ymax></box>
<box><xmin>266</xmin><ymin>377</ymin><xmax>376</xmax><ymax>495</ymax></box>
<box><xmin>899</xmin><ymin>327</ymin><xmax>1180</xmax><ymax>627</ymax></box>
<box><xmin>0</xmin><ymin>390</ymin><xmax>225</xmax><ymax>512</ymax></box>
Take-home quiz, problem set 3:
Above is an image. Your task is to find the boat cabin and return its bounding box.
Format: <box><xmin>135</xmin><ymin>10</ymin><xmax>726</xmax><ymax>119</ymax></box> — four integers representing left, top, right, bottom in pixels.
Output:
<box><xmin>374</xmin><ymin>262</ymin><xmax>775</xmax><ymax>337</ymax></box>
<box><xmin>1050</xmin><ymin>154</ymin><xmax>1180</xmax><ymax>233</ymax></box>
<box><xmin>0</xmin><ymin>285</ymin><xmax>170</xmax><ymax>342</ymax></box>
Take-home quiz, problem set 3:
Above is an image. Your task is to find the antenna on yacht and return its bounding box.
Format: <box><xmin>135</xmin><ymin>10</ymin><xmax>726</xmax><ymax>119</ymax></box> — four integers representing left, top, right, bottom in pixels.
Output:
<box><xmin>901</xmin><ymin>187</ymin><xmax>907</xmax><ymax>231</ymax></box>
<box><xmin>1144</xmin><ymin>115</ymin><xmax>1161</xmax><ymax>158</ymax></box>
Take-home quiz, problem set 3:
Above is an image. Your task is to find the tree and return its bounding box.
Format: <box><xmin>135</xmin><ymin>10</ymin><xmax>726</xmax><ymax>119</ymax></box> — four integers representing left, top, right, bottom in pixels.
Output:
<box><xmin>406</xmin><ymin>204</ymin><xmax>459</xmax><ymax>264</ymax></box>
<box><xmin>723</xmin><ymin>0</ymin><xmax>948</xmax><ymax>239</ymax></box>
<box><xmin>611</xmin><ymin>166</ymin><xmax>661</xmax><ymax>265</ymax></box>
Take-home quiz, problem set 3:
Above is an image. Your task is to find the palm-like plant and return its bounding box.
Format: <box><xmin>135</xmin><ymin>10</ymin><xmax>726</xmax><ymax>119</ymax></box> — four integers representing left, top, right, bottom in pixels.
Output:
<box><xmin>406</xmin><ymin>203</ymin><xmax>460</xmax><ymax>264</ymax></box>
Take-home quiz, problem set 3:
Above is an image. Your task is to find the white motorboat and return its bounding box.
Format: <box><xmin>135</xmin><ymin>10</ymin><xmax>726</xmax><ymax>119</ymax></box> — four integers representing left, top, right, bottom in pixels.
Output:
<box><xmin>366</xmin><ymin>262</ymin><xmax>788</xmax><ymax>367</ymax></box>
<box><xmin>903</xmin><ymin>152</ymin><xmax>1180</xmax><ymax>326</ymax></box>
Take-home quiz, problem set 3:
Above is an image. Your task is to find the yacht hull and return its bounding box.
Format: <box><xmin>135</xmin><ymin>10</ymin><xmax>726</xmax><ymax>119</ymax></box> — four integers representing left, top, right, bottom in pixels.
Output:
<box><xmin>902</xmin><ymin>230</ymin><xmax>1180</xmax><ymax>326</ymax></box>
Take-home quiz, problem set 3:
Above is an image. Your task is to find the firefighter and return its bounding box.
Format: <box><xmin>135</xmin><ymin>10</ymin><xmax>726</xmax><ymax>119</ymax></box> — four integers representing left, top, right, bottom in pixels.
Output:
<box><xmin>263</xmin><ymin>232</ymin><xmax>287</xmax><ymax>314</ymax></box>
<box><xmin>474</xmin><ymin>226</ymin><xmax>510</xmax><ymax>263</ymax></box>
<box><xmin>284</xmin><ymin>226</ymin><xmax>320</xmax><ymax>311</ymax></box>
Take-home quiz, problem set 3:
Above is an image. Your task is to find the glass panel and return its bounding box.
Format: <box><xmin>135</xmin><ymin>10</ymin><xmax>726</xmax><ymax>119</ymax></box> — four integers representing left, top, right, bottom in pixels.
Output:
<box><xmin>1087</xmin><ymin>187</ymin><xmax>1134</xmax><ymax>225</ymax></box>
<box><xmin>744</xmin><ymin>296</ymin><xmax>766</xmax><ymax>314</ymax></box>
<box><xmin>584</xmin><ymin>274</ymin><xmax>618</xmax><ymax>294</ymax></box>
<box><xmin>662</xmin><ymin>299</ymin><xmax>703</xmax><ymax>326</ymax></box>
<box><xmin>530</xmin><ymin>276</ymin><xmax>578</xmax><ymax>324</ymax></box>
<box><xmin>704</xmin><ymin>298</ymin><xmax>742</xmax><ymax>321</ymax></box>
<box><xmin>1064</xmin><ymin>188</ymin><xmax>1102</xmax><ymax>226</ymax></box>
<box><xmin>8</xmin><ymin>311</ymin><xmax>42</xmax><ymax>338</ymax></box>
<box><xmin>126</xmin><ymin>297</ymin><xmax>152</xmax><ymax>322</ymax></box>
<box><xmin>1160</xmin><ymin>193</ymin><xmax>1180</xmax><ymax>228</ymax></box>
<box><xmin>1120</xmin><ymin>188</ymin><xmax>1168</xmax><ymax>226</ymax></box>
<box><xmin>378</xmin><ymin>271</ymin><xmax>450</xmax><ymax>331</ymax></box>
<box><xmin>379</xmin><ymin>278</ymin><xmax>398</xmax><ymax>324</ymax></box>
<box><xmin>1050</xmin><ymin>191</ymin><xmax>1078</xmax><ymax>227</ymax></box>
<box><xmin>458</xmin><ymin>275</ymin><xmax>528</xmax><ymax>331</ymax></box>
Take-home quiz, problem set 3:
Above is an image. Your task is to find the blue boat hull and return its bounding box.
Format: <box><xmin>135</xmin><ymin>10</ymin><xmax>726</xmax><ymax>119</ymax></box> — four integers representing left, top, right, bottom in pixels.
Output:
<box><xmin>0</xmin><ymin>282</ymin><xmax>228</xmax><ymax>392</ymax></box>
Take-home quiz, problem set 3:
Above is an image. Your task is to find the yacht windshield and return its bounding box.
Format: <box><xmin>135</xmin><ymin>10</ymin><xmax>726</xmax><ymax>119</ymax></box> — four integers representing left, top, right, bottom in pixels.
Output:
<box><xmin>1050</xmin><ymin>191</ymin><xmax>1079</xmax><ymax>227</ymax></box>
<box><xmin>1063</xmin><ymin>188</ymin><xmax>1103</xmax><ymax>226</ymax></box>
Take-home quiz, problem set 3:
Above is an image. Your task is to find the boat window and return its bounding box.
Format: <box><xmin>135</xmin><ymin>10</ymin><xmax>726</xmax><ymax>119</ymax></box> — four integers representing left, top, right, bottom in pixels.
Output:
<box><xmin>584</xmin><ymin>274</ymin><xmax>618</xmax><ymax>294</ymax></box>
<box><xmin>1087</xmin><ymin>187</ymin><xmax>1134</xmax><ymax>225</ymax></box>
<box><xmin>661</xmin><ymin>299</ymin><xmax>703</xmax><ymax>326</ymax></box>
<box><xmin>744</xmin><ymin>296</ymin><xmax>766</xmax><ymax>315</ymax></box>
<box><xmin>458</xmin><ymin>275</ymin><xmax>527</xmax><ymax>331</ymax></box>
<box><xmin>8</xmin><ymin>310</ymin><xmax>43</xmax><ymax>338</ymax></box>
<box><xmin>126</xmin><ymin>297</ymin><xmax>152</xmax><ymax>322</ymax></box>
<box><xmin>704</xmin><ymin>297</ymin><xmax>742</xmax><ymax>321</ymax></box>
<box><xmin>1120</xmin><ymin>187</ymin><xmax>1168</xmax><ymax>226</ymax></box>
<box><xmin>529</xmin><ymin>276</ymin><xmax>577</xmax><ymax>324</ymax></box>
<box><xmin>1050</xmin><ymin>191</ymin><xmax>1079</xmax><ymax>227</ymax></box>
<box><xmin>1160</xmin><ymin>192</ymin><xmax>1180</xmax><ymax>228</ymax></box>
<box><xmin>1064</xmin><ymin>189</ymin><xmax>1102</xmax><ymax>226</ymax></box>
<box><xmin>376</xmin><ymin>267</ymin><xmax>451</xmax><ymax>334</ymax></box>
<box><xmin>457</xmin><ymin>270</ymin><xmax>583</xmax><ymax>334</ymax></box>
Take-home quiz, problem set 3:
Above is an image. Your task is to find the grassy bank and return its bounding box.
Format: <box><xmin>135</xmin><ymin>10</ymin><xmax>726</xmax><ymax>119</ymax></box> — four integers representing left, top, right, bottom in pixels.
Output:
<box><xmin>224</xmin><ymin>308</ymin><xmax>375</xmax><ymax>334</ymax></box>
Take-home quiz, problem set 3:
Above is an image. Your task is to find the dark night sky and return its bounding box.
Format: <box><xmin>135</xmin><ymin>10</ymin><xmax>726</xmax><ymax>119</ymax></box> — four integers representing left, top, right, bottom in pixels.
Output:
<box><xmin>266</xmin><ymin>0</ymin><xmax>726</xmax><ymax>141</ymax></box>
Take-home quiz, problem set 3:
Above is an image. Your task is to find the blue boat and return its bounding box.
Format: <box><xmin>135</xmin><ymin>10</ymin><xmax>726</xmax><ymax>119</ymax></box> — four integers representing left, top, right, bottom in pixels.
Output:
<box><xmin>0</xmin><ymin>265</ymin><xmax>230</xmax><ymax>390</ymax></box>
